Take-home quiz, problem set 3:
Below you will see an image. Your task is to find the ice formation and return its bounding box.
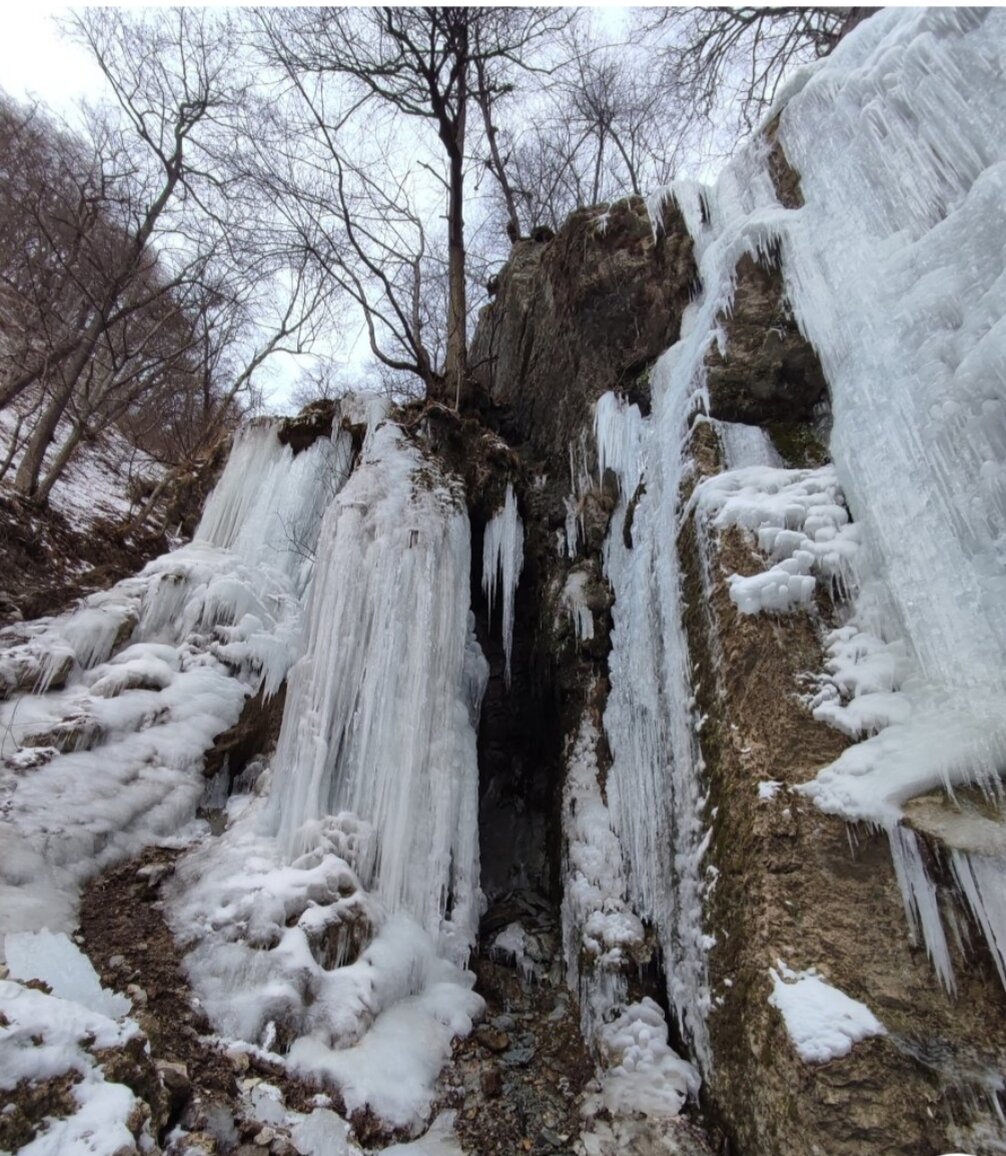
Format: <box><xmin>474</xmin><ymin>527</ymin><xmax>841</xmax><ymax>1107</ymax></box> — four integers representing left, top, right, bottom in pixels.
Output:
<box><xmin>561</xmin><ymin>570</ymin><xmax>595</xmax><ymax>643</ymax></box>
<box><xmin>596</xmin><ymin>372</ymin><xmax>715</xmax><ymax>1074</ymax></box>
<box><xmin>0</xmin><ymin>418</ymin><xmax>348</xmax><ymax>941</ymax></box>
<box><xmin>609</xmin><ymin>8</ymin><xmax>1006</xmax><ymax>1003</ymax></box>
<box><xmin>170</xmin><ymin>422</ymin><xmax>487</xmax><ymax>1129</ymax></box>
<box><xmin>269</xmin><ymin>423</ymin><xmax>485</xmax><ymax>953</ymax></box>
<box><xmin>482</xmin><ymin>482</ymin><xmax>524</xmax><ymax>685</ymax></box>
<box><xmin>560</xmin><ymin>717</ymin><xmax>644</xmax><ymax>1039</ymax></box>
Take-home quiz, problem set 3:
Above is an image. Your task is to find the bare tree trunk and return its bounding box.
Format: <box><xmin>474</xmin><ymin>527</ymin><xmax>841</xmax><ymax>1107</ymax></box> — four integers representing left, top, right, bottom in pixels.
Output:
<box><xmin>12</xmin><ymin>312</ymin><xmax>104</xmax><ymax>498</ymax></box>
<box><xmin>34</xmin><ymin>421</ymin><xmax>87</xmax><ymax>507</ymax></box>
<box><xmin>0</xmin><ymin>414</ymin><xmax>24</xmax><ymax>483</ymax></box>
<box><xmin>445</xmin><ymin>42</ymin><xmax>468</xmax><ymax>410</ymax></box>
<box><xmin>446</xmin><ymin>147</ymin><xmax>467</xmax><ymax>408</ymax></box>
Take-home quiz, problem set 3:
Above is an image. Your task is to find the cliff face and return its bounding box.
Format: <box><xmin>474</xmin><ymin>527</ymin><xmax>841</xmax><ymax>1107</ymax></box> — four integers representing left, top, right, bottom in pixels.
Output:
<box><xmin>462</xmin><ymin>11</ymin><xmax>1006</xmax><ymax>1152</ymax></box>
<box><xmin>3</xmin><ymin>11</ymin><xmax>1006</xmax><ymax>1156</ymax></box>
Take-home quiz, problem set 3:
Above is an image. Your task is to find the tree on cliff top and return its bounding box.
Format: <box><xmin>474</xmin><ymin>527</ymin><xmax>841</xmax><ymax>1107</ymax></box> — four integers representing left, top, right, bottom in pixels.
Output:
<box><xmin>256</xmin><ymin>7</ymin><xmax>570</xmax><ymax>408</ymax></box>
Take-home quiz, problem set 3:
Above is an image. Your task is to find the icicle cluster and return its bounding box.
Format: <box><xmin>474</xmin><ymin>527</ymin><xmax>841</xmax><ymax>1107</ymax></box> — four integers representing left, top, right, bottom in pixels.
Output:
<box><xmin>0</xmin><ymin>420</ymin><xmax>348</xmax><ymax>940</ymax></box>
<box><xmin>482</xmin><ymin>483</ymin><xmax>524</xmax><ymax>687</ymax></box>
<box><xmin>269</xmin><ymin>423</ymin><xmax>486</xmax><ymax>958</ymax></box>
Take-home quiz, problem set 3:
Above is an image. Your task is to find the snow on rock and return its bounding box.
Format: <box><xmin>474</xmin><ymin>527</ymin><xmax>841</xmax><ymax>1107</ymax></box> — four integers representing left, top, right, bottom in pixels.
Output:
<box><xmin>0</xmin><ymin>978</ymin><xmax>147</xmax><ymax>1156</ymax></box>
<box><xmin>482</xmin><ymin>482</ymin><xmax>524</xmax><ymax>686</ymax></box>
<box><xmin>5</xmin><ymin>929</ymin><xmax>129</xmax><ymax>1018</ymax></box>
<box><xmin>768</xmin><ymin>962</ymin><xmax>885</xmax><ymax>1064</ymax></box>
<box><xmin>691</xmin><ymin>464</ymin><xmax>860</xmax><ymax>614</ymax></box>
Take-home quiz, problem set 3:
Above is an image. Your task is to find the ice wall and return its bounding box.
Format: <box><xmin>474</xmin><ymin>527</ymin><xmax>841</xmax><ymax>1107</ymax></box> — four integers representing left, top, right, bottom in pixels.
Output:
<box><xmin>623</xmin><ymin>9</ymin><xmax>1006</xmax><ymax>1001</ymax></box>
<box><xmin>774</xmin><ymin>8</ymin><xmax>1006</xmax><ymax>811</ymax></box>
<box><xmin>269</xmin><ymin>422</ymin><xmax>486</xmax><ymax>960</ymax></box>
<box><xmin>590</xmin><ymin>388</ymin><xmax>715</xmax><ymax>1072</ymax></box>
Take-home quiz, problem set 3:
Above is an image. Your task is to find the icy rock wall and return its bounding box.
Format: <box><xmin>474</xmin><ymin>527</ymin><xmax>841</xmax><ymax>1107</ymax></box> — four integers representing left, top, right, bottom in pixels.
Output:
<box><xmin>609</xmin><ymin>7</ymin><xmax>1006</xmax><ymax>1012</ymax></box>
<box><xmin>598</xmin><ymin>385</ymin><xmax>714</xmax><ymax>1073</ymax></box>
<box><xmin>771</xmin><ymin>8</ymin><xmax>1006</xmax><ymax>811</ymax></box>
<box><xmin>197</xmin><ymin>419</ymin><xmax>352</xmax><ymax>599</ymax></box>
<box><xmin>268</xmin><ymin>423</ymin><xmax>487</xmax><ymax>962</ymax></box>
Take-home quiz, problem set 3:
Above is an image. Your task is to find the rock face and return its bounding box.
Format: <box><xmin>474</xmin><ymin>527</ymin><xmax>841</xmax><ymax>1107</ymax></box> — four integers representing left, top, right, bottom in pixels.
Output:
<box><xmin>704</xmin><ymin>251</ymin><xmax>829</xmax><ymax>435</ymax></box>
<box><xmin>471</xmin><ymin>194</ymin><xmax>696</xmax><ymax>457</ymax></box>
<box><xmin>679</xmin><ymin>433</ymin><xmax>1006</xmax><ymax>1155</ymax></box>
<box><xmin>460</xmin><ymin>136</ymin><xmax>1006</xmax><ymax>1150</ymax></box>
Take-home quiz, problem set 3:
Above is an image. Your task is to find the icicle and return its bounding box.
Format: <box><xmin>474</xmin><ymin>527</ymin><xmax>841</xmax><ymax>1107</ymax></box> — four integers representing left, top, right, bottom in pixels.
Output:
<box><xmin>482</xmin><ymin>483</ymin><xmax>524</xmax><ymax>688</ymax></box>
<box><xmin>950</xmin><ymin>850</ymin><xmax>1006</xmax><ymax>992</ymax></box>
<box><xmin>887</xmin><ymin>824</ymin><xmax>956</xmax><ymax>995</ymax></box>
<box><xmin>594</xmin><ymin>391</ymin><xmax>645</xmax><ymax>498</ymax></box>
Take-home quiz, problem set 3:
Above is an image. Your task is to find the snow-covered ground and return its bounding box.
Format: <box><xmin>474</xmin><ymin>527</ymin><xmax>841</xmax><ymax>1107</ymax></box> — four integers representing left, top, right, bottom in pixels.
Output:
<box><xmin>0</xmin><ymin>398</ymin><xmax>165</xmax><ymax>532</ymax></box>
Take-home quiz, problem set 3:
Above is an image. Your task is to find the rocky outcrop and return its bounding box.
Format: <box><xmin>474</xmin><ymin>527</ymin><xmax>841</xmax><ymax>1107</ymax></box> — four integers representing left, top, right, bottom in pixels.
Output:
<box><xmin>704</xmin><ymin>250</ymin><xmax>829</xmax><ymax>446</ymax></box>
<box><xmin>471</xmin><ymin>194</ymin><xmax>697</xmax><ymax>458</ymax></box>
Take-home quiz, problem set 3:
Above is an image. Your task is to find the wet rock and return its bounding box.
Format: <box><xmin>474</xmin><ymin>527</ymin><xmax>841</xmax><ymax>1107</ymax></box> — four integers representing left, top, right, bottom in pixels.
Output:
<box><xmin>476</xmin><ymin>1024</ymin><xmax>511</xmax><ymax>1053</ymax></box>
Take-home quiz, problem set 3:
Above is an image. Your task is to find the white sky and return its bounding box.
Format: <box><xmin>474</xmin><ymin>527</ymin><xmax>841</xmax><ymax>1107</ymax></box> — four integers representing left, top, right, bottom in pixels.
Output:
<box><xmin>0</xmin><ymin>8</ymin><xmax>107</xmax><ymax>114</ymax></box>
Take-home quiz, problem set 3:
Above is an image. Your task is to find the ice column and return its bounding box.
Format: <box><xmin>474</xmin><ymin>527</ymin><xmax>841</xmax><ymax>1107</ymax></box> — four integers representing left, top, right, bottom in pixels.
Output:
<box><xmin>269</xmin><ymin>424</ymin><xmax>486</xmax><ymax>960</ymax></box>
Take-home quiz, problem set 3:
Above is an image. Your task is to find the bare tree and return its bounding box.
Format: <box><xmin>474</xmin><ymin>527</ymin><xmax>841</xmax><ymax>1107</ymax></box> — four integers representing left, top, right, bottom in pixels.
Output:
<box><xmin>650</xmin><ymin>7</ymin><xmax>876</xmax><ymax>139</ymax></box>
<box><xmin>256</xmin><ymin>6</ymin><xmax>568</xmax><ymax>407</ymax></box>
<box><xmin>0</xmin><ymin>9</ymin><xmax>340</xmax><ymax>506</ymax></box>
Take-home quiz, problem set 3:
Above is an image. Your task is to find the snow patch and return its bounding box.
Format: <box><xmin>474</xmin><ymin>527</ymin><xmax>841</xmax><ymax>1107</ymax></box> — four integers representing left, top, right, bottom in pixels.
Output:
<box><xmin>768</xmin><ymin>961</ymin><xmax>885</xmax><ymax>1063</ymax></box>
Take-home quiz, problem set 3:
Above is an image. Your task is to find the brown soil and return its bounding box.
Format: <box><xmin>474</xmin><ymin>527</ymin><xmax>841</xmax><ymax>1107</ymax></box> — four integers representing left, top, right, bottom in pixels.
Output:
<box><xmin>0</xmin><ymin>491</ymin><xmax>169</xmax><ymax>628</ymax></box>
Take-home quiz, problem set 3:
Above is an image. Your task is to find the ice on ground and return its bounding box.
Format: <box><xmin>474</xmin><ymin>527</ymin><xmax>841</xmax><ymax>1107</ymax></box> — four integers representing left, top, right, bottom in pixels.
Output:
<box><xmin>769</xmin><ymin>962</ymin><xmax>885</xmax><ymax>1063</ymax></box>
<box><xmin>588</xmin><ymin>999</ymin><xmax>700</xmax><ymax>1118</ymax></box>
<box><xmin>482</xmin><ymin>482</ymin><xmax>524</xmax><ymax>687</ymax></box>
<box><xmin>5</xmin><ymin>929</ymin><xmax>129</xmax><ymax>1017</ymax></box>
<box><xmin>0</xmin><ymin>416</ymin><xmax>350</xmax><ymax>943</ymax></box>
